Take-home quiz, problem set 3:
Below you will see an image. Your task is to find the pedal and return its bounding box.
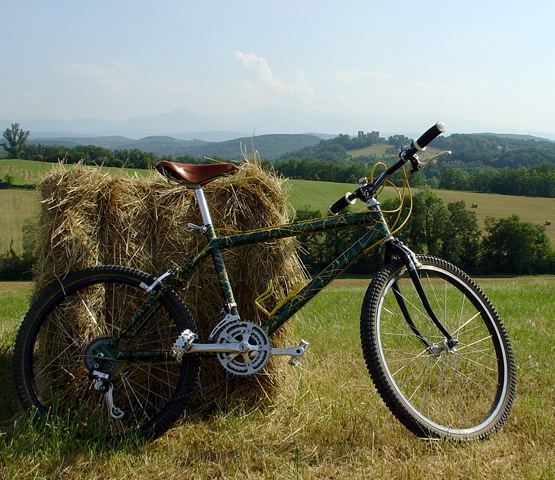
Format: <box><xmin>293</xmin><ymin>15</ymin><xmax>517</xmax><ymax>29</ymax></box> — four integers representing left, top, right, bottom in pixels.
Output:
<box><xmin>172</xmin><ymin>329</ymin><xmax>197</xmax><ymax>360</ymax></box>
<box><xmin>270</xmin><ymin>339</ymin><xmax>309</xmax><ymax>367</ymax></box>
<box><xmin>289</xmin><ymin>339</ymin><xmax>309</xmax><ymax>366</ymax></box>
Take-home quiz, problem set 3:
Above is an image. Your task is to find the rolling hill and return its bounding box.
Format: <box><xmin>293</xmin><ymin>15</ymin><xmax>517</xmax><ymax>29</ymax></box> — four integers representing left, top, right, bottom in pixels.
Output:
<box><xmin>26</xmin><ymin>133</ymin><xmax>324</xmax><ymax>159</ymax></box>
<box><xmin>2</xmin><ymin>160</ymin><xmax>554</xmax><ymax>254</ymax></box>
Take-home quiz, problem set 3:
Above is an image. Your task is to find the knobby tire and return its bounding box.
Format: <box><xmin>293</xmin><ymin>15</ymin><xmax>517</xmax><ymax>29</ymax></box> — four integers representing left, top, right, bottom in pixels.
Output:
<box><xmin>12</xmin><ymin>265</ymin><xmax>200</xmax><ymax>441</ymax></box>
<box><xmin>360</xmin><ymin>255</ymin><xmax>516</xmax><ymax>440</ymax></box>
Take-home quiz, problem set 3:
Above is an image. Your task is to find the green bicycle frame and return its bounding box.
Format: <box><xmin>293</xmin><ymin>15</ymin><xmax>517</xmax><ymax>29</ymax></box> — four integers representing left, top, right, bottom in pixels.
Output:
<box><xmin>180</xmin><ymin>207</ymin><xmax>392</xmax><ymax>335</ymax></box>
<box><xmin>111</xmin><ymin>205</ymin><xmax>392</xmax><ymax>361</ymax></box>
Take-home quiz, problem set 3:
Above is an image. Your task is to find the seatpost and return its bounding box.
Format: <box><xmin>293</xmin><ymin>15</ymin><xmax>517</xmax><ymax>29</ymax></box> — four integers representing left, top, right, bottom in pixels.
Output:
<box><xmin>193</xmin><ymin>186</ymin><xmax>213</xmax><ymax>226</ymax></box>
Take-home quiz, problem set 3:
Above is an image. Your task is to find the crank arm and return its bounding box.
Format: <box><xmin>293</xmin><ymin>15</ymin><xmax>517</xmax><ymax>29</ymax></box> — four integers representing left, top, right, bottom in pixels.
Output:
<box><xmin>186</xmin><ymin>342</ymin><xmax>251</xmax><ymax>354</ymax></box>
<box><xmin>270</xmin><ymin>345</ymin><xmax>306</xmax><ymax>357</ymax></box>
<box><xmin>271</xmin><ymin>339</ymin><xmax>309</xmax><ymax>366</ymax></box>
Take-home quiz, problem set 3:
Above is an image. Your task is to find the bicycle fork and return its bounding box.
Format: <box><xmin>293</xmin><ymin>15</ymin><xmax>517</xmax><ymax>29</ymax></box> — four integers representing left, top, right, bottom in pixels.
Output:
<box><xmin>385</xmin><ymin>240</ymin><xmax>458</xmax><ymax>352</ymax></box>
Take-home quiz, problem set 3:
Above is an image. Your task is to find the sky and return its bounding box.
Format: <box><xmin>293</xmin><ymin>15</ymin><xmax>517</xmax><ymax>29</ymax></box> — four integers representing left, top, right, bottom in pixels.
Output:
<box><xmin>2</xmin><ymin>0</ymin><xmax>555</xmax><ymax>136</ymax></box>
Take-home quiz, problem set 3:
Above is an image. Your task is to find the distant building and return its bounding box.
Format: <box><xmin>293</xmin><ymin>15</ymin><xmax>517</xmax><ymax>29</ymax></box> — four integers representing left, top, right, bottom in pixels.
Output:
<box><xmin>358</xmin><ymin>131</ymin><xmax>380</xmax><ymax>142</ymax></box>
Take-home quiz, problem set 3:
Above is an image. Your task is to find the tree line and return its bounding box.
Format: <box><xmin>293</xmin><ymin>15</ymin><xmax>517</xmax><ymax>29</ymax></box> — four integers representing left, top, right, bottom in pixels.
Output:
<box><xmin>294</xmin><ymin>189</ymin><xmax>555</xmax><ymax>277</ymax></box>
<box><xmin>5</xmin><ymin>123</ymin><xmax>555</xmax><ymax>198</ymax></box>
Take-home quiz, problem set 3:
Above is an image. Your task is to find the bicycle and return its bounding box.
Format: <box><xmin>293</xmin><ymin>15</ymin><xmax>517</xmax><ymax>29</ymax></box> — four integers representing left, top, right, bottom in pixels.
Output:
<box><xmin>12</xmin><ymin>122</ymin><xmax>516</xmax><ymax>442</ymax></box>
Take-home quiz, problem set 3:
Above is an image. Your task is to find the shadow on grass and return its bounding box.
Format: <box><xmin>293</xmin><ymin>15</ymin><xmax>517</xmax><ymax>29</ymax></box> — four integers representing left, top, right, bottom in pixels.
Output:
<box><xmin>0</xmin><ymin>345</ymin><xmax>20</xmax><ymax>431</ymax></box>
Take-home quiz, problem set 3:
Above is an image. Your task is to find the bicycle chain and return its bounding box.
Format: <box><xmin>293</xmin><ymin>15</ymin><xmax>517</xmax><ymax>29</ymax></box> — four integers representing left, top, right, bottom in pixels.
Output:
<box><xmin>93</xmin><ymin>327</ymin><xmax>239</xmax><ymax>410</ymax></box>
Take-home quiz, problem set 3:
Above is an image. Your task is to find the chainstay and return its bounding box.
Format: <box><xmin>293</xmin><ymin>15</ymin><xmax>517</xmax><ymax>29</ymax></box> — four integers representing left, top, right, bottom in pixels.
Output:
<box><xmin>110</xmin><ymin>328</ymin><xmax>239</xmax><ymax>410</ymax></box>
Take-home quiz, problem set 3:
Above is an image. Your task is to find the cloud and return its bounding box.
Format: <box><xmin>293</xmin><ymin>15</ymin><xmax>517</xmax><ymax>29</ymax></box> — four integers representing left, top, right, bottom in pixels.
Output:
<box><xmin>233</xmin><ymin>50</ymin><xmax>314</xmax><ymax>104</ymax></box>
<box><xmin>334</xmin><ymin>68</ymin><xmax>394</xmax><ymax>84</ymax></box>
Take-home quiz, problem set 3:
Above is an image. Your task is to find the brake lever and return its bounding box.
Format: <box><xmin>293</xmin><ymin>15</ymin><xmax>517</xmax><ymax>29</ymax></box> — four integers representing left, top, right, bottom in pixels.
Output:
<box><xmin>412</xmin><ymin>150</ymin><xmax>452</xmax><ymax>171</ymax></box>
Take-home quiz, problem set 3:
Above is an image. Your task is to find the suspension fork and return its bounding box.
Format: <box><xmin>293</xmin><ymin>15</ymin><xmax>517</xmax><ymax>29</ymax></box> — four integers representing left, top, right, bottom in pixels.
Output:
<box><xmin>385</xmin><ymin>240</ymin><xmax>457</xmax><ymax>349</ymax></box>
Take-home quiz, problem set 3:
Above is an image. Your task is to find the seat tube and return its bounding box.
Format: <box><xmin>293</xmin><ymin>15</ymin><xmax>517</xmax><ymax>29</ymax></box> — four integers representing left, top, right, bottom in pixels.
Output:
<box><xmin>194</xmin><ymin>187</ymin><xmax>213</xmax><ymax>226</ymax></box>
<box><xmin>194</xmin><ymin>186</ymin><xmax>239</xmax><ymax>316</ymax></box>
<box><xmin>211</xmin><ymin>246</ymin><xmax>239</xmax><ymax>316</ymax></box>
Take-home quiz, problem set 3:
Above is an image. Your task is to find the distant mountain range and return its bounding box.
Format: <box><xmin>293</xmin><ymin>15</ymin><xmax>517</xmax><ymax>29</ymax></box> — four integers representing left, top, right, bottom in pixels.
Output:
<box><xmin>4</xmin><ymin>106</ymin><xmax>554</xmax><ymax>142</ymax></box>
<box><xmin>26</xmin><ymin>133</ymin><xmax>326</xmax><ymax>159</ymax></box>
<box><xmin>2</xmin><ymin>107</ymin><xmax>554</xmax><ymax>160</ymax></box>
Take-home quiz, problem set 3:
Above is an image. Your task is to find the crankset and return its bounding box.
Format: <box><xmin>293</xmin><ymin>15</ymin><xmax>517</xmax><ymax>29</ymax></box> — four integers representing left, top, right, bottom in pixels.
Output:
<box><xmin>171</xmin><ymin>319</ymin><xmax>309</xmax><ymax>375</ymax></box>
<box><xmin>215</xmin><ymin>320</ymin><xmax>271</xmax><ymax>375</ymax></box>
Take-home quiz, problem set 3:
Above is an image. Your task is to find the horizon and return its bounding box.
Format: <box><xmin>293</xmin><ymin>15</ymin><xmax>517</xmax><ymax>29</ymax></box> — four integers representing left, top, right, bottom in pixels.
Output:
<box><xmin>3</xmin><ymin>1</ymin><xmax>555</xmax><ymax>139</ymax></box>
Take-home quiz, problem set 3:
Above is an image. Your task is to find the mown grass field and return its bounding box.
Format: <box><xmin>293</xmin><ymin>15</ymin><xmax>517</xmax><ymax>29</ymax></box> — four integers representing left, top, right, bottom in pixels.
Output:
<box><xmin>2</xmin><ymin>159</ymin><xmax>555</xmax><ymax>253</ymax></box>
<box><xmin>1</xmin><ymin>279</ymin><xmax>554</xmax><ymax>479</ymax></box>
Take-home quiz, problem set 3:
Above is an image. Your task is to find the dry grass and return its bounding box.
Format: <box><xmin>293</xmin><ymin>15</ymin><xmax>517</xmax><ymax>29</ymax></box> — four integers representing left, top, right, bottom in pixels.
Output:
<box><xmin>2</xmin><ymin>280</ymin><xmax>554</xmax><ymax>479</ymax></box>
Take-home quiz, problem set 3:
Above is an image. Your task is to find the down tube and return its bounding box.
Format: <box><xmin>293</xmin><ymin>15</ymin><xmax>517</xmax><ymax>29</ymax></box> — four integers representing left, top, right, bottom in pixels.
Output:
<box><xmin>264</xmin><ymin>221</ymin><xmax>391</xmax><ymax>336</ymax></box>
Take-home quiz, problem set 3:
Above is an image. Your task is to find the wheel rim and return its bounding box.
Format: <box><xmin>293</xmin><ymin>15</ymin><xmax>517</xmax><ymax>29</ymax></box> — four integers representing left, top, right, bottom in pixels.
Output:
<box><xmin>376</xmin><ymin>264</ymin><xmax>510</xmax><ymax>436</ymax></box>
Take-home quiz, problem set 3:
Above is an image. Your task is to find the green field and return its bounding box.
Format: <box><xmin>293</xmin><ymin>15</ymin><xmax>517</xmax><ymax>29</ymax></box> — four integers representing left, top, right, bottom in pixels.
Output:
<box><xmin>287</xmin><ymin>179</ymin><xmax>555</xmax><ymax>245</ymax></box>
<box><xmin>1</xmin><ymin>279</ymin><xmax>554</xmax><ymax>479</ymax></box>
<box><xmin>0</xmin><ymin>190</ymin><xmax>40</xmax><ymax>254</ymax></box>
<box><xmin>0</xmin><ymin>160</ymin><xmax>149</xmax><ymax>254</ymax></box>
<box><xmin>2</xmin><ymin>159</ymin><xmax>555</xmax><ymax>253</ymax></box>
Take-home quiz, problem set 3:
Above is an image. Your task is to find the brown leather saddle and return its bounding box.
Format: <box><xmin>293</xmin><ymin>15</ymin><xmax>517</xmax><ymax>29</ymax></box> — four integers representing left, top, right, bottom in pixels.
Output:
<box><xmin>155</xmin><ymin>161</ymin><xmax>239</xmax><ymax>187</ymax></box>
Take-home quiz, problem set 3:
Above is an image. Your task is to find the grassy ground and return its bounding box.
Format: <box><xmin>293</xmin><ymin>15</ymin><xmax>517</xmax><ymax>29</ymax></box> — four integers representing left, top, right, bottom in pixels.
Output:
<box><xmin>0</xmin><ymin>190</ymin><xmax>40</xmax><ymax>254</ymax></box>
<box><xmin>2</xmin><ymin>159</ymin><xmax>555</xmax><ymax>252</ymax></box>
<box><xmin>1</xmin><ymin>278</ymin><xmax>554</xmax><ymax>479</ymax></box>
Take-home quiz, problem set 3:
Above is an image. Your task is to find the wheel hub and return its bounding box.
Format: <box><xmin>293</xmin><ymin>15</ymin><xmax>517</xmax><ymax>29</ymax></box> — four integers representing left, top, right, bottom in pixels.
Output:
<box><xmin>427</xmin><ymin>338</ymin><xmax>457</xmax><ymax>358</ymax></box>
<box><xmin>83</xmin><ymin>336</ymin><xmax>126</xmax><ymax>378</ymax></box>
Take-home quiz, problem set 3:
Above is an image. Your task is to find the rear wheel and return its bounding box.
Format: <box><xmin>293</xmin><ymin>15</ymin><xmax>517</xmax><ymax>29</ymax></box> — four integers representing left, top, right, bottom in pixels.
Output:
<box><xmin>360</xmin><ymin>255</ymin><xmax>515</xmax><ymax>440</ymax></box>
<box><xmin>12</xmin><ymin>265</ymin><xmax>200</xmax><ymax>441</ymax></box>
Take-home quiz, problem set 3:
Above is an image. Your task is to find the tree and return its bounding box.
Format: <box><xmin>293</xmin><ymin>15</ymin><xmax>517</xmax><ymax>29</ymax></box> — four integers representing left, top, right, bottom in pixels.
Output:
<box><xmin>401</xmin><ymin>189</ymin><xmax>450</xmax><ymax>255</ymax></box>
<box><xmin>1</xmin><ymin>123</ymin><xmax>31</xmax><ymax>159</ymax></box>
<box><xmin>388</xmin><ymin>134</ymin><xmax>411</xmax><ymax>149</ymax></box>
<box><xmin>439</xmin><ymin>165</ymin><xmax>470</xmax><ymax>190</ymax></box>
<box><xmin>442</xmin><ymin>201</ymin><xmax>481</xmax><ymax>272</ymax></box>
<box><xmin>481</xmin><ymin>214</ymin><xmax>555</xmax><ymax>275</ymax></box>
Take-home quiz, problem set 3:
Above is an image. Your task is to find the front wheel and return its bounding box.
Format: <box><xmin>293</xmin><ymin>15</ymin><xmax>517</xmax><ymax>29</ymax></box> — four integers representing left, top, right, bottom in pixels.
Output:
<box><xmin>12</xmin><ymin>265</ymin><xmax>200</xmax><ymax>441</ymax></box>
<box><xmin>360</xmin><ymin>255</ymin><xmax>515</xmax><ymax>440</ymax></box>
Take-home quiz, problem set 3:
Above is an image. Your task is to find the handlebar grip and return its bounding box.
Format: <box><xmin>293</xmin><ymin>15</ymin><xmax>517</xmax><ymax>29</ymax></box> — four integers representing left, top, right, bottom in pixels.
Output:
<box><xmin>329</xmin><ymin>192</ymin><xmax>357</xmax><ymax>215</ymax></box>
<box><xmin>413</xmin><ymin>121</ymin><xmax>446</xmax><ymax>151</ymax></box>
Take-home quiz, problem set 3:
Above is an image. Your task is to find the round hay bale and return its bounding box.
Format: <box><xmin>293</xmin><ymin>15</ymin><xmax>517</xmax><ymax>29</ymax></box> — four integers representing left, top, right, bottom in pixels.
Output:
<box><xmin>33</xmin><ymin>161</ymin><xmax>307</xmax><ymax>411</ymax></box>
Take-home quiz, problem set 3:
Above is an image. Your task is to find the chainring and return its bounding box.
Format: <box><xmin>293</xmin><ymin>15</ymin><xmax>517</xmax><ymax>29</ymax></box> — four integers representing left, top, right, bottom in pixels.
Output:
<box><xmin>216</xmin><ymin>321</ymin><xmax>271</xmax><ymax>376</ymax></box>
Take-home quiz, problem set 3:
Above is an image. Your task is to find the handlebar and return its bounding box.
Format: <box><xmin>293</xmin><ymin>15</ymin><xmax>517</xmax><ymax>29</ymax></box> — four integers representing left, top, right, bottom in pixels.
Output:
<box><xmin>329</xmin><ymin>122</ymin><xmax>447</xmax><ymax>215</ymax></box>
<box><xmin>411</xmin><ymin>121</ymin><xmax>446</xmax><ymax>154</ymax></box>
<box><xmin>329</xmin><ymin>192</ymin><xmax>357</xmax><ymax>216</ymax></box>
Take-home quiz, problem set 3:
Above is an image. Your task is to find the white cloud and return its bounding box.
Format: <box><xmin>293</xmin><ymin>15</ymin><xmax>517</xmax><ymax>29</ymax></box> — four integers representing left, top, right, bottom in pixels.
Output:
<box><xmin>334</xmin><ymin>68</ymin><xmax>394</xmax><ymax>84</ymax></box>
<box><xmin>233</xmin><ymin>50</ymin><xmax>314</xmax><ymax>105</ymax></box>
